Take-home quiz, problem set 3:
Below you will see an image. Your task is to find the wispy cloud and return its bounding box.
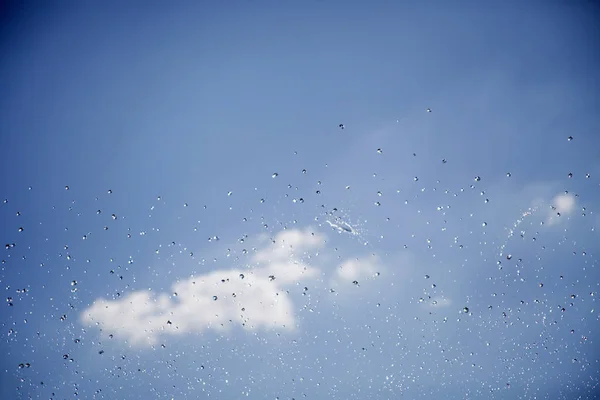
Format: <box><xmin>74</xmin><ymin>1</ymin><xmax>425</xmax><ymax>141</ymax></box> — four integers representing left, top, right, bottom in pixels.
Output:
<box><xmin>546</xmin><ymin>192</ymin><xmax>576</xmax><ymax>225</ymax></box>
<box><xmin>333</xmin><ymin>256</ymin><xmax>381</xmax><ymax>282</ymax></box>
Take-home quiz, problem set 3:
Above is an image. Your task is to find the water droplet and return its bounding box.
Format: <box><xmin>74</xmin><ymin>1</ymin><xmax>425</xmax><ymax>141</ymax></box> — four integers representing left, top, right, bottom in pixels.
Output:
<box><xmin>71</xmin><ymin>280</ymin><xmax>77</xmax><ymax>286</ymax></box>
<box><xmin>474</xmin><ymin>176</ymin><xmax>481</xmax><ymax>182</ymax></box>
<box><xmin>414</xmin><ymin>177</ymin><xmax>419</xmax><ymax>182</ymax></box>
<box><xmin>463</xmin><ymin>307</ymin><xmax>469</xmax><ymax>313</ymax></box>
<box><xmin>239</xmin><ymin>274</ymin><xmax>245</xmax><ymax>279</ymax></box>
<box><xmin>586</xmin><ymin>173</ymin><xmax>591</xmax><ymax>179</ymax></box>
<box><xmin>482</xmin><ymin>222</ymin><xmax>487</xmax><ymax>227</ymax></box>
<box><xmin>377</xmin><ymin>148</ymin><xmax>383</xmax><ymax>154</ymax></box>
<box><xmin>272</xmin><ymin>173</ymin><xmax>279</xmax><ymax>178</ymax></box>
<box><xmin>426</xmin><ymin>108</ymin><xmax>432</xmax><ymax>112</ymax></box>
<box><xmin>107</xmin><ymin>189</ymin><xmax>113</xmax><ymax>194</ymax></box>
<box><xmin>339</xmin><ymin>123</ymin><xmax>345</xmax><ymax>129</ymax></box>
<box><xmin>111</xmin><ymin>214</ymin><xmax>117</xmax><ymax>220</ymax></box>
<box><xmin>442</xmin><ymin>159</ymin><xmax>447</xmax><ymax>163</ymax></box>
<box><xmin>212</xmin><ymin>295</ymin><xmax>218</xmax><ymax>301</ymax></box>
<box><xmin>506</xmin><ymin>172</ymin><xmax>511</xmax><ymax>177</ymax></box>
<box><xmin>567</xmin><ymin>136</ymin><xmax>573</xmax><ymax>141</ymax></box>
<box><xmin>18</xmin><ymin>227</ymin><xmax>23</xmax><ymax>232</ymax></box>
<box><xmin>302</xmin><ymin>169</ymin><xmax>307</xmax><ymax>174</ymax></box>
<box><xmin>568</xmin><ymin>172</ymin><xmax>573</xmax><ymax>178</ymax></box>
<box><xmin>65</xmin><ymin>185</ymin><xmax>70</xmax><ymax>190</ymax></box>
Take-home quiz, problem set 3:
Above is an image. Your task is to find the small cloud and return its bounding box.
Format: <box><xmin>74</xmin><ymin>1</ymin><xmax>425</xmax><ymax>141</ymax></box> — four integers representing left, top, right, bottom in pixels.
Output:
<box><xmin>547</xmin><ymin>192</ymin><xmax>576</xmax><ymax>225</ymax></box>
<box><xmin>80</xmin><ymin>228</ymin><xmax>325</xmax><ymax>347</ymax></box>
<box><xmin>428</xmin><ymin>297</ymin><xmax>452</xmax><ymax>308</ymax></box>
<box><xmin>332</xmin><ymin>255</ymin><xmax>382</xmax><ymax>285</ymax></box>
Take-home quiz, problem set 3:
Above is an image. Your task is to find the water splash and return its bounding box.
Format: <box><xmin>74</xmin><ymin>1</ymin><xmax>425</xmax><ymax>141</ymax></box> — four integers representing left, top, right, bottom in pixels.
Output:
<box><xmin>499</xmin><ymin>205</ymin><xmax>539</xmax><ymax>257</ymax></box>
<box><xmin>326</xmin><ymin>217</ymin><xmax>358</xmax><ymax>236</ymax></box>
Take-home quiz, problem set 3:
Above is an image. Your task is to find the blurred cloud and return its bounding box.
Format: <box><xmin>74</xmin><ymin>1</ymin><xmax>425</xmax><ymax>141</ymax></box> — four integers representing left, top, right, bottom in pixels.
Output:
<box><xmin>80</xmin><ymin>228</ymin><xmax>325</xmax><ymax>346</ymax></box>
<box><xmin>333</xmin><ymin>256</ymin><xmax>381</xmax><ymax>282</ymax></box>
<box><xmin>547</xmin><ymin>192</ymin><xmax>576</xmax><ymax>225</ymax></box>
<box><xmin>426</xmin><ymin>297</ymin><xmax>452</xmax><ymax>308</ymax></box>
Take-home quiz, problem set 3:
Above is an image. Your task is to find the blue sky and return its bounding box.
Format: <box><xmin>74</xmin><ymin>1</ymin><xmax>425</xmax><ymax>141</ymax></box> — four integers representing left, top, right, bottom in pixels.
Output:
<box><xmin>1</xmin><ymin>1</ymin><xmax>600</xmax><ymax>399</ymax></box>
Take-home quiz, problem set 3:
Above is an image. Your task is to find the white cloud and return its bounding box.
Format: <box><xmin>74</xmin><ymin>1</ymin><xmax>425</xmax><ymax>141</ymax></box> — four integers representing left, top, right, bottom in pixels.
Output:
<box><xmin>80</xmin><ymin>228</ymin><xmax>325</xmax><ymax>347</ymax></box>
<box><xmin>546</xmin><ymin>192</ymin><xmax>576</xmax><ymax>225</ymax></box>
<box><xmin>427</xmin><ymin>297</ymin><xmax>452</xmax><ymax>308</ymax></box>
<box><xmin>331</xmin><ymin>255</ymin><xmax>382</xmax><ymax>287</ymax></box>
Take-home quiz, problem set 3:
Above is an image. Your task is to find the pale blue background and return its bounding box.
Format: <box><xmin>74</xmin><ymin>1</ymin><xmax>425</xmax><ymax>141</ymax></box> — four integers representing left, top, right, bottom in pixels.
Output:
<box><xmin>1</xmin><ymin>1</ymin><xmax>600</xmax><ymax>399</ymax></box>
